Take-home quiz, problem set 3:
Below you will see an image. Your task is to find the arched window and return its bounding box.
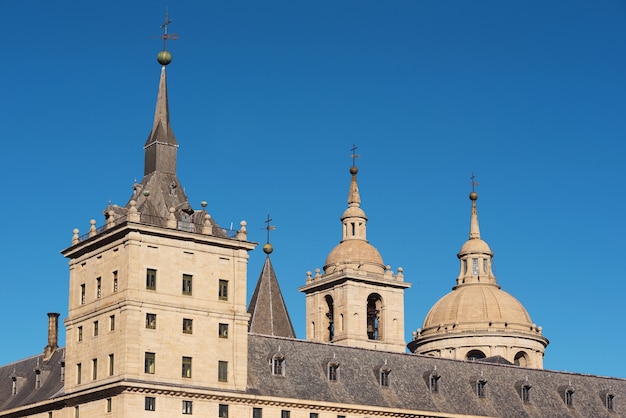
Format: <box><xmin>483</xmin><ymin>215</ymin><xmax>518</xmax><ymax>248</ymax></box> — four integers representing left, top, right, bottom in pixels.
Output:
<box><xmin>325</xmin><ymin>295</ymin><xmax>334</xmax><ymax>342</ymax></box>
<box><xmin>466</xmin><ymin>350</ymin><xmax>486</xmax><ymax>361</ymax></box>
<box><xmin>514</xmin><ymin>351</ymin><xmax>528</xmax><ymax>367</ymax></box>
<box><xmin>367</xmin><ymin>294</ymin><xmax>383</xmax><ymax>340</ymax></box>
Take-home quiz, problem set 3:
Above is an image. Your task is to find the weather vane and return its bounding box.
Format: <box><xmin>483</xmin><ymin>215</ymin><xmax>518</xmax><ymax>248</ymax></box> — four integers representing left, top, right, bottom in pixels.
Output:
<box><xmin>160</xmin><ymin>10</ymin><xmax>179</xmax><ymax>51</ymax></box>
<box><xmin>351</xmin><ymin>144</ymin><xmax>360</xmax><ymax>166</ymax></box>
<box><xmin>470</xmin><ymin>172</ymin><xmax>480</xmax><ymax>192</ymax></box>
<box><xmin>263</xmin><ymin>213</ymin><xmax>277</xmax><ymax>244</ymax></box>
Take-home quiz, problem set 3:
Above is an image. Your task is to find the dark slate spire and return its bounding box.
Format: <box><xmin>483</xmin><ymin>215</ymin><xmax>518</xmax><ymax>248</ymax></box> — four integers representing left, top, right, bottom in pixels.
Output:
<box><xmin>144</xmin><ymin>65</ymin><xmax>178</xmax><ymax>176</ymax></box>
<box><xmin>248</xmin><ymin>243</ymin><xmax>296</xmax><ymax>338</ymax></box>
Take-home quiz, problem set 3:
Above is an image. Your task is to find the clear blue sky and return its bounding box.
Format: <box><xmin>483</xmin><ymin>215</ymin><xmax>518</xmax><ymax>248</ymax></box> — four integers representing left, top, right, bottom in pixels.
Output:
<box><xmin>2</xmin><ymin>1</ymin><xmax>625</xmax><ymax>379</ymax></box>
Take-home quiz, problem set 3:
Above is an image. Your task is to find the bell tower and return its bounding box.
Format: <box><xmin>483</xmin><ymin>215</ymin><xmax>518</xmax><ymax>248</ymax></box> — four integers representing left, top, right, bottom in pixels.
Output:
<box><xmin>300</xmin><ymin>149</ymin><xmax>410</xmax><ymax>352</ymax></box>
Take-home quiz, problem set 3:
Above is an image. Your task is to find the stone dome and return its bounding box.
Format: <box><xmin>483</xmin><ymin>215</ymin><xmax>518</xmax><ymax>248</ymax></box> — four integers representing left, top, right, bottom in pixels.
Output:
<box><xmin>324</xmin><ymin>239</ymin><xmax>385</xmax><ymax>274</ymax></box>
<box><xmin>421</xmin><ymin>284</ymin><xmax>534</xmax><ymax>334</ymax></box>
<box><xmin>458</xmin><ymin>238</ymin><xmax>492</xmax><ymax>257</ymax></box>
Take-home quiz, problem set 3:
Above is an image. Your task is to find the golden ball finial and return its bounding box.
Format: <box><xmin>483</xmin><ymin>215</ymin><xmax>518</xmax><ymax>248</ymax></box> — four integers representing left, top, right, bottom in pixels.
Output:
<box><xmin>350</xmin><ymin>166</ymin><xmax>358</xmax><ymax>175</ymax></box>
<box><xmin>469</xmin><ymin>191</ymin><xmax>478</xmax><ymax>201</ymax></box>
<box><xmin>263</xmin><ymin>243</ymin><xmax>274</xmax><ymax>254</ymax></box>
<box><xmin>157</xmin><ymin>50</ymin><xmax>172</xmax><ymax>65</ymax></box>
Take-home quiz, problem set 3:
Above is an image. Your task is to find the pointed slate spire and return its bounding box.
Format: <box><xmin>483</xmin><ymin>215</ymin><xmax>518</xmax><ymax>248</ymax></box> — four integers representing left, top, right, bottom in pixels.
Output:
<box><xmin>248</xmin><ymin>247</ymin><xmax>296</xmax><ymax>338</ymax></box>
<box><xmin>144</xmin><ymin>65</ymin><xmax>179</xmax><ymax>176</ymax></box>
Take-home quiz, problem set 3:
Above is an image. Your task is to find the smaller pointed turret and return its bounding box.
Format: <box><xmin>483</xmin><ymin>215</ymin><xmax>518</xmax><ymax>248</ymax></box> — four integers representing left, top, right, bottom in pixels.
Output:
<box><xmin>247</xmin><ymin>217</ymin><xmax>295</xmax><ymax>338</ymax></box>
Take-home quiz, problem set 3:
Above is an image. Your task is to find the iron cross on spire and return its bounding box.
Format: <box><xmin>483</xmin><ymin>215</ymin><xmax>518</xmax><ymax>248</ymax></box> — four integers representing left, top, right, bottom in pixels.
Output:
<box><xmin>263</xmin><ymin>213</ymin><xmax>277</xmax><ymax>244</ymax></box>
<box><xmin>160</xmin><ymin>10</ymin><xmax>179</xmax><ymax>50</ymax></box>
<box><xmin>470</xmin><ymin>172</ymin><xmax>480</xmax><ymax>192</ymax></box>
<box><xmin>351</xmin><ymin>144</ymin><xmax>360</xmax><ymax>166</ymax></box>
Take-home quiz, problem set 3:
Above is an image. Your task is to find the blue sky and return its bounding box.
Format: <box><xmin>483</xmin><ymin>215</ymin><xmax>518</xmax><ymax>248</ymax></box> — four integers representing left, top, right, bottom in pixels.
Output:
<box><xmin>2</xmin><ymin>1</ymin><xmax>625</xmax><ymax>379</ymax></box>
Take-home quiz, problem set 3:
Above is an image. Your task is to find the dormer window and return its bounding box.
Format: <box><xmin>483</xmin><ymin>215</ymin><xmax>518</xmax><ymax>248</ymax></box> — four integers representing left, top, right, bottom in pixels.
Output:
<box><xmin>565</xmin><ymin>388</ymin><xmax>574</xmax><ymax>407</ymax></box>
<box><xmin>35</xmin><ymin>370</ymin><xmax>41</xmax><ymax>389</ymax></box>
<box><xmin>521</xmin><ymin>384</ymin><xmax>531</xmax><ymax>403</ymax></box>
<box><xmin>379</xmin><ymin>368</ymin><xmax>390</xmax><ymax>387</ymax></box>
<box><xmin>606</xmin><ymin>393</ymin><xmax>615</xmax><ymax>411</ymax></box>
<box><xmin>327</xmin><ymin>362</ymin><xmax>339</xmax><ymax>382</ymax></box>
<box><xmin>272</xmin><ymin>354</ymin><xmax>285</xmax><ymax>376</ymax></box>
<box><xmin>429</xmin><ymin>373</ymin><xmax>440</xmax><ymax>393</ymax></box>
<box><xmin>476</xmin><ymin>379</ymin><xmax>487</xmax><ymax>398</ymax></box>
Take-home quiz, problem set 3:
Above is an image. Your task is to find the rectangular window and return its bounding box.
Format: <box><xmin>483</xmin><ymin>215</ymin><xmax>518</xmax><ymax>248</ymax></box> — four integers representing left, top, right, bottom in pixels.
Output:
<box><xmin>182</xmin><ymin>274</ymin><xmax>192</xmax><ymax>295</ymax></box>
<box><xmin>74</xmin><ymin>406</ymin><xmax>79</xmax><ymax>418</ymax></box>
<box><xmin>472</xmin><ymin>258</ymin><xmax>479</xmax><ymax>275</ymax></box>
<box><xmin>80</xmin><ymin>284</ymin><xmax>86</xmax><ymax>304</ymax></box>
<box><xmin>76</xmin><ymin>363</ymin><xmax>82</xmax><ymax>384</ymax></box>
<box><xmin>109</xmin><ymin>315</ymin><xmax>115</xmax><ymax>331</ymax></box>
<box><xmin>113</xmin><ymin>271</ymin><xmax>118</xmax><ymax>292</ymax></box>
<box><xmin>606</xmin><ymin>394</ymin><xmax>614</xmax><ymax>411</ymax></box>
<box><xmin>253</xmin><ymin>408</ymin><xmax>263</xmax><ymax>418</ymax></box>
<box><xmin>281</xmin><ymin>411</ymin><xmax>290</xmax><ymax>418</ymax></box>
<box><xmin>566</xmin><ymin>390</ymin><xmax>574</xmax><ymax>406</ymax></box>
<box><xmin>106</xmin><ymin>398</ymin><xmax>112</xmax><ymax>413</ymax></box>
<box><xmin>108</xmin><ymin>354</ymin><xmax>114</xmax><ymax>376</ymax></box>
<box><xmin>219</xmin><ymin>323</ymin><xmax>229</xmax><ymax>338</ymax></box>
<box><xmin>11</xmin><ymin>378</ymin><xmax>16</xmax><ymax>395</ymax></box>
<box><xmin>146</xmin><ymin>268</ymin><xmax>157</xmax><ymax>290</ymax></box>
<box><xmin>146</xmin><ymin>313</ymin><xmax>156</xmax><ymax>329</ymax></box>
<box><xmin>218</xmin><ymin>360</ymin><xmax>228</xmax><ymax>382</ymax></box>
<box><xmin>521</xmin><ymin>385</ymin><xmax>531</xmax><ymax>403</ymax></box>
<box><xmin>309</xmin><ymin>414</ymin><xmax>319</xmax><ymax>418</ymax></box>
<box><xmin>78</xmin><ymin>326</ymin><xmax>83</xmax><ymax>342</ymax></box>
<box><xmin>429</xmin><ymin>375</ymin><xmax>439</xmax><ymax>393</ymax></box>
<box><xmin>35</xmin><ymin>372</ymin><xmax>41</xmax><ymax>389</ymax></box>
<box><xmin>145</xmin><ymin>352</ymin><xmax>155</xmax><ymax>374</ymax></box>
<box><xmin>328</xmin><ymin>364</ymin><xmax>339</xmax><ymax>381</ymax></box>
<box><xmin>219</xmin><ymin>404</ymin><xmax>229</xmax><ymax>418</ymax></box>
<box><xmin>218</xmin><ymin>279</ymin><xmax>228</xmax><ymax>300</ymax></box>
<box><xmin>476</xmin><ymin>380</ymin><xmax>486</xmax><ymax>398</ymax></box>
<box><xmin>272</xmin><ymin>356</ymin><xmax>285</xmax><ymax>376</ymax></box>
<box><xmin>338</xmin><ymin>416</ymin><xmax>346</xmax><ymax>418</ymax></box>
<box><xmin>380</xmin><ymin>370</ymin><xmax>390</xmax><ymax>387</ymax></box>
<box><xmin>145</xmin><ymin>396</ymin><xmax>156</xmax><ymax>411</ymax></box>
<box><xmin>96</xmin><ymin>277</ymin><xmax>102</xmax><ymax>298</ymax></box>
<box><xmin>182</xmin><ymin>356</ymin><xmax>192</xmax><ymax>378</ymax></box>
<box><xmin>483</xmin><ymin>259</ymin><xmax>488</xmax><ymax>273</ymax></box>
<box><xmin>183</xmin><ymin>318</ymin><xmax>193</xmax><ymax>334</ymax></box>
<box><xmin>182</xmin><ymin>400</ymin><xmax>193</xmax><ymax>414</ymax></box>
<box><xmin>93</xmin><ymin>321</ymin><xmax>99</xmax><ymax>336</ymax></box>
<box><xmin>92</xmin><ymin>358</ymin><xmax>98</xmax><ymax>380</ymax></box>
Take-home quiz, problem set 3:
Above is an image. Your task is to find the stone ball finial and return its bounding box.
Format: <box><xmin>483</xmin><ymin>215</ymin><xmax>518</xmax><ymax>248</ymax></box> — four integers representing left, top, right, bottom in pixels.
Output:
<box><xmin>263</xmin><ymin>243</ymin><xmax>274</xmax><ymax>254</ymax></box>
<box><xmin>469</xmin><ymin>191</ymin><xmax>478</xmax><ymax>201</ymax></box>
<box><xmin>157</xmin><ymin>50</ymin><xmax>172</xmax><ymax>65</ymax></box>
<box><xmin>201</xmin><ymin>201</ymin><xmax>207</xmax><ymax>208</ymax></box>
<box><xmin>350</xmin><ymin>166</ymin><xmax>358</xmax><ymax>175</ymax></box>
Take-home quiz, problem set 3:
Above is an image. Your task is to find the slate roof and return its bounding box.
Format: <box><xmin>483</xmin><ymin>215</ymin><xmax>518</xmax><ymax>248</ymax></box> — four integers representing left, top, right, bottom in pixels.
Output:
<box><xmin>248</xmin><ymin>255</ymin><xmax>296</xmax><ymax>338</ymax></box>
<box><xmin>0</xmin><ymin>349</ymin><xmax>64</xmax><ymax>413</ymax></box>
<box><xmin>247</xmin><ymin>334</ymin><xmax>626</xmax><ymax>417</ymax></box>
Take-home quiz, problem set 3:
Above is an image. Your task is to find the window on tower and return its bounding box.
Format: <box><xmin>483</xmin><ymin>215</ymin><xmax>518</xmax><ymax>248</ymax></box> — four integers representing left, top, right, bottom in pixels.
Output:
<box><xmin>146</xmin><ymin>269</ymin><xmax>157</xmax><ymax>290</ymax></box>
<box><xmin>182</xmin><ymin>274</ymin><xmax>192</xmax><ymax>295</ymax></box>
<box><xmin>472</xmin><ymin>258</ymin><xmax>479</xmax><ymax>276</ymax></box>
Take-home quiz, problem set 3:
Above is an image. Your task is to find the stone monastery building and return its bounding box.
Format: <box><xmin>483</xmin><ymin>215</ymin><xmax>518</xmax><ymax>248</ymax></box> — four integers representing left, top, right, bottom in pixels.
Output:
<box><xmin>0</xmin><ymin>22</ymin><xmax>625</xmax><ymax>418</ymax></box>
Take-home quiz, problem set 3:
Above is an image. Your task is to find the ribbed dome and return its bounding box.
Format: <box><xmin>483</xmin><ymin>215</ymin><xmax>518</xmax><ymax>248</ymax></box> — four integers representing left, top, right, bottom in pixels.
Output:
<box><xmin>422</xmin><ymin>284</ymin><xmax>533</xmax><ymax>333</ymax></box>
<box><xmin>324</xmin><ymin>240</ymin><xmax>385</xmax><ymax>274</ymax></box>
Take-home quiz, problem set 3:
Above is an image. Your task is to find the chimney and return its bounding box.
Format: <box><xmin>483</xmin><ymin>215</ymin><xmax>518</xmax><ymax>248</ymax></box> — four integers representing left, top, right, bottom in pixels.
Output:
<box><xmin>43</xmin><ymin>313</ymin><xmax>60</xmax><ymax>361</ymax></box>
